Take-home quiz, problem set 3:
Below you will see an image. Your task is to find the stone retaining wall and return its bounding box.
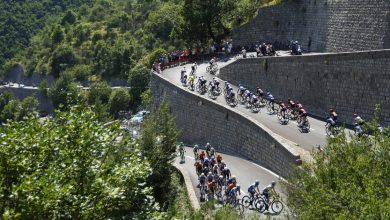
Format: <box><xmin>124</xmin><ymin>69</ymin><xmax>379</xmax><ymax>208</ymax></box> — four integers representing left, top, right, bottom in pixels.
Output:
<box><xmin>233</xmin><ymin>0</ymin><xmax>390</xmax><ymax>52</ymax></box>
<box><xmin>218</xmin><ymin>50</ymin><xmax>390</xmax><ymax>125</ymax></box>
<box><xmin>151</xmin><ymin>73</ymin><xmax>301</xmax><ymax>178</ymax></box>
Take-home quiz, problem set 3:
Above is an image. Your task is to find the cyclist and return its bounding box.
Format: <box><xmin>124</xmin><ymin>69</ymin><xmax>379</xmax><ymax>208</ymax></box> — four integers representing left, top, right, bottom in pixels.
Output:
<box><xmin>188</xmin><ymin>72</ymin><xmax>196</xmax><ymax>89</ymax></box>
<box><xmin>212</xmin><ymin>164</ymin><xmax>219</xmax><ymax>175</ymax></box>
<box><xmin>248</xmin><ymin>180</ymin><xmax>261</xmax><ymax>203</ymax></box>
<box><xmin>287</xmin><ymin>98</ymin><xmax>295</xmax><ymax>109</ymax></box>
<box><xmin>298</xmin><ymin>106</ymin><xmax>308</xmax><ymax>127</ymax></box>
<box><xmin>199</xmin><ymin>150</ymin><xmax>206</xmax><ymax>162</ymax></box>
<box><xmin>209</xmin><ymin>147</ymin><xmax>216</xmax><ymax>157</ymax></box>
<box><xmin>178</xmin><ymin>142</ymin><xmax>185</xmax><ymax>160</ymax></box>
<box><xmin>219</xmin><ymin>160</ymin><xmax>226</xmax><ymax>172</ymax></box>
<box><xmin>207</xmin><ymin>172</ymin><xmax>214</xmax><ymax>183</ymax></box>
<box><xmin>262</xmin><ymin>181</ymin><xmax>277</xmax><ymax>211</ymax></box>
<box><xmin>180</xmin><ymin>67</ymin><xmax>187</xmax><ymax>83</ymax></box>
<box><xmin>198</xmin><ymin>173</ymin><xmax>206</xmax><ymax>189</ymax></box>
<box><xmin>266</xmin><ymin>92</ymin><xmax>275</xmax><ymax>111</ymax></box>
<box><xmin>222</xmin><ymin>167</ymin><xmax>231</xmax><ymax>182</ymax></box>
<box><xmin>210</xmin><ymin>156</ymin><xmax>216</xmax><ymax>168</ymax></box>
<box><xmin>216</xmin><ymin>154</ymin><xmax>222</xmax><ymax>164</ymax></box>
<box><xmin>203</xmin><ymin>157</ymin><xmax>210</xmax><ymax>168</ymax></box>
<box><xmin>193</xmin><ymin>144</ymin><xmax>199</xmax><ymax>159</ymax></box>
<box><xmin>209</xmin><ymin>78</ymin><xmax>217</xmax><ymax>92</ymax></box>
<box><xmin>191</xmin><ymin>62</ymin><xmax>197</xmax><ymax>74</ymax></box>
<box><xmin>242</xmin><ymin>46</ymin><xmax>247</xmax><ymax>58</ymax></box>
<box><xmin>217</xmin><ymin>175</ymin><xmax>225</xmax><ymax>189</ymax></box>
<box><xmin>199</xmin><ymin>76</ymin><xmax>207</xmax><ymax>88</ymax></box>
<box><xmin>256</xmin><ymin>87</ymin><xmax>264</xmax><ymax>99</ymax></box>
<box><xmin>279</xmin><ymin>101</ymin><xmax>287</xmax><ymax>118</ymax></box>
<box><xmin>353</xmin><ymin>113</ymin><xmax>365</xmax><ymax>135</ymax></box>
<box><xmin>205</xmin><ymin>142</ymin><xmax>211</xmax><ymax>156</ymax></box>
<box><xmin>209</xmin><ymin>57</ymin><xmax>216</xmax><ymax>68</ymax></box>
<box><xmin>326</xmin><ymin>109</ymin><xmax>338</xmax><ymax>127</ymax></box>
<box><xmin>227</xmin><ymin>176</ymin><xmax>237</xmax><ymax>192</ymax></box>
<box><xmin>194</xmin><ymin>160</ymin><xmax>203</xmax><ymax>175</ymax></box>
<box><xmin>250</xmin><ymin>92</ymin><xmax>258</xmax><ymax>105</ymax></box>
<box><xmin>238</xmin><ymin>84</ymin><xmax>246</xmax><ymax>96</ymax></box>
<box><xmin>227</xmin><ymin>87</ymin><xmax>235</xmax><ymax>99</ymax></box>
<box><xmin>229</xmin><ymin>185</ymin><xmax>241</xmax><ymax>204</ymax></box>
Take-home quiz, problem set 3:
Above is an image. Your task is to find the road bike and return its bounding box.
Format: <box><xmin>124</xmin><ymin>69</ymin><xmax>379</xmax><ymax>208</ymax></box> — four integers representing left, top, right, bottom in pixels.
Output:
<box><xmin>242</xmin><ymin>193</ymin><xmax>262</xmax><ymax>209</ymax></box>
<box><xmin>298</xmin><ymin>116</ymin><xmax>311</xmax><ymax>132</ymax></box>
<box><xmin>277</xmin><ymin>110</ymin><xmax>290</xmax><ymax>124</ymax></box>
<box><xmin>250</xmin><ymin>100</ymin><xmax>261</xmax><ymax>112</ymax></box>
<box><xmin>206</xmin><ymin>64</ymin><xmax>218</xmax><ymax>74</ymax></box>
<box><xmin>195</xmin><ymin>81</ymin><xmax>207</xmax><ymax>95</ymax></box>
<box><xmin>223</xmin><ymin>195</ymin><xmax>245</xmax><ymax>216</ymax></box>
<box><xmin>266</xmin><ymin>100</ymin><xmax>279</xmax><ymax>114</ymax></box>
<box><xmin>254</xmin><ymin>194</ymin><xmax>284</xmax><ymax>214</ymax></box>
<box><xmin>225</xmin><ymin>94</ymin><xmax>238</xmax><ymax>107</ymax></box>
<box><xmin>200</xmin><ymin>184</ymin><xmax>207</xmax><ymax>202</ymax></box>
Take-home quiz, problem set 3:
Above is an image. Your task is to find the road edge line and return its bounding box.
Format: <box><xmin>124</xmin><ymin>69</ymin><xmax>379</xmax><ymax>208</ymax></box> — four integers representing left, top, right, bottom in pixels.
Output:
<box><xmin>173</xmin><ymin>163</ymin><xmax>200</xmax><ymax>210</ymax></box>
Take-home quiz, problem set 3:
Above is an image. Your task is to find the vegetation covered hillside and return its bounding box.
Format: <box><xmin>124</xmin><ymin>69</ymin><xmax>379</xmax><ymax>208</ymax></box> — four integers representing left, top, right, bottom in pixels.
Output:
<box><xmin>0</xmin><ymin>0</ymin><xmax>92</xmax><ymax>75</ymax></box>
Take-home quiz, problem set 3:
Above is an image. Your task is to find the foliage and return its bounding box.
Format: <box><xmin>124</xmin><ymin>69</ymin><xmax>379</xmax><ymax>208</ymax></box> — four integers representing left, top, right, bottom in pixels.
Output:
<box><xmin>140</xmin><ymin>100</ymin><xmax>179</xmax><ymax>208</ymax></box>
<box><xmin>284</xmin><ymin>118</ymin><xmax>390</xmax><ymax>219</ymax></box>
<box><xmin>0</xmin><ymin>105</ymin><xmax>157</xmax><ymax>219</ymax></box>
<box><xmin>87</xmin><ymin>81</ymin><xmax>112</xmax><ymax>104</ymax></box>
<box><xmin>0</xmin><ymin>93</ymin><xmax>38</xmax><ymax>123</ymax></box>
<box><xmin>0</xmin><ymin>0</ymin><xmax>91</xmax><ymax>70</ymax></box>
<box><xmin>48</xmin><ymin>71</ymin><xmax>80</xmax><ymax>108</ymax></box>
<box><xmin>140</xmin><ymin>89</ymin><xmax>153</xmax><ymax>109</ymax></box>
<box><xmin>38</xmin><ymin>80</ymin><xmax>49</xmax><ymax>97</ymax></box>
<box><xmin>128</xmin><ymin>63</ymin><xmax>150</xmax><ymax>106</ymax></box>
<box><xmin>108</xmin><ymin>88</ymin><xmax>131</xmax><ymax>117</ymax></box>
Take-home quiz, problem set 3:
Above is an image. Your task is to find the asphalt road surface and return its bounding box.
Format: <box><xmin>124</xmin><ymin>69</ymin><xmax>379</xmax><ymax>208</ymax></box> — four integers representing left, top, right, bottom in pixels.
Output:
<box><xmin>174</xmin><ymin>147</ymin><xmax>288</xmax><ymax>218</ymax></box>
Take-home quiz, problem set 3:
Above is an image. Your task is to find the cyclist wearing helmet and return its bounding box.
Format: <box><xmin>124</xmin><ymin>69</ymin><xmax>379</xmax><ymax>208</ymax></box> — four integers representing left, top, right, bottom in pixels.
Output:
<box><xmin>191</xmin><ymin>62</ymin><xmax>197</xmax><ymax>74</ymax></box>
<box><xmin>262</xmin><ymin>181</ymin><xmax>277</xmax><ymax>210</ymax></box>
<box><xmin>210</xmin><ymin>147</ymin><xmax>216</xmax><ymax>157</ymax></box>
<box><xmin>209</xmin><ymin>77</ymin><xmax>218</xmax><ymax>92</ymax></box>
<box><xmin>193</xmin><ymin>144</ymin><xmax>199</xmax><ymax>159</ymax></box>
<box><xmin>229</xmin><ymin>185</ymin><xmax>241</xmax><ymax>204</ymax></box>
<box><xmin>227</xmin><ymin>176</ymin><xmax>237</xmax><ymax>192</ymax></box>
<box><xmin>180</xmin><ymin>67</ymin><xmax>187</xmax><ymax>83</ymax></box>
<box><xmin>219</xmin><ymin>160</ymin><xmax>226</xmax><ymax>172</ymax></box>
<box><xmin>279</xmin><ymin>101</ymin><xmax>287</xmax><ymax>118</ymax></box>
<box><xmin>298</xmin><ymin>106</ymin><xmax>308</xmax><ymax>127</ymax></box>
<box><xmin>199</xmin><ymin>150</ymin><xmax>206</xmax><ymax>162</ymax></box>
<box><xmin>327</xmin><ymin>109</ymin><xmax>338</xmax><ymax>127</ymax></box>
<box><xmin>256</xmin><ymin>87</ymin><xmax>264</xmax><ymax>98</ymax></box>
<box><xmin>205</xmin><ymin>142</ymin><xmax>211</xmax><ymax>156</ymax></box>
<box><xmin>216</xmin><ymin>154</ymin><xmax>222</xmax><ymax>164</ymax></box>
<box><xmin>194</xmin><ymin>160</ymin><xmax>202</xmax><ymax>175</ymax></box>
<box><xmin>248</xmin><ymin>180</ymin><xmax>261</xmax><ymax>198</ymax></box>
<box><xmin>287</xmin><ymin>98</ymin><xmax>295</xmax><ymax>109</ymax></box>
<box><xmin>198</xmin><ymin>173</ymin><xmax>206</xmax><ymax>188</ymax></box>
<box><xmin>178</xmin><ymin>142</ymin><xmax>185</xmax><ymax>158</ymax></box>
<box><xmin>250</xmin><ymin>92</ymin><xmax>258</xmax><ymax>105</ymax></box>
<box><xmin>212</xmin><ymin>164</ymin><xmax>219</xmax><ymax>175</ymax></box>
<box><xmin>353</xmin><ymin>113</ymin><xmax>365</xmax><ymax>135</ymax></box>
<box><xmin>203</xmin><ymin>157</ymin><xmax>210</xmax><ymax>168</ymax></box>
<box><xmin>222</xmin><ymin>167</ymin><xmax>231</xmax><ymax>181</ymax></box>
<box><xmin>238</xmin><ymin>84</ymin><xmax>246</xmax><ymax>96</ymax></box>
<box><xmin>227</xmin><ymin>87</ymin><xmax>235</xmax><ymax>99</ymax></box>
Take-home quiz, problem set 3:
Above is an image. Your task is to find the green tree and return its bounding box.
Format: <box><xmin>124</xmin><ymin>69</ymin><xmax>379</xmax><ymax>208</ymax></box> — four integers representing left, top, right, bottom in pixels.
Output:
<box><xmin>51</xmin><ymin>44</ymin><xmax>79</xmax><ymax>76</ymax></box>
<box><xmin>128</xmin><ymin>63</ymin><xmax>150</xmax><ymax>105</ymax></box>
<box><xmin>87</xmin><ymin>81</ymin><xmax>112</xmax><ymax>104</ymax></box>
<box><xmin>51</xmin><ymin>25</ymin><xmax>65</xmax><ymax>45</ymax></box>
<box><xmin>38</xmin><ymin>79</ymin><xmax>49</xmax><ymax>96</ymax></box>
<box><xmin>284</xmin><ymin>122</ymin><xmax>390</xmax><ymax>219</ymax></box>
<box><xmin>140</xmin><ymin>100</ymin><xmax>179</xmax><ymax>208</ymax></box>
<box><xmin>108</xmin><ymin>88</ymin><xmax>131</xmax><ymax>117</ymax></box>
<box><xmin>61</xmin><ymin>10</ymin><xmax>77</xmax><ymax>25</ymax></box>
<box><xmin>0</xmin><ymin>106</ymin><xmax>157</xmax><ymax>219</ymax></box>
<box><xmin>48</xmin><ymin>71</ymin><xmax>79</xmax><ymax>108</ymax></box>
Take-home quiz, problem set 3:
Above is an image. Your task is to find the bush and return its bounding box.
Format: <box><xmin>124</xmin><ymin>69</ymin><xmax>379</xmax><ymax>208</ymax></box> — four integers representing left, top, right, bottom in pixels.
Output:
<box><xmin>108</xmin><ymin>88</ymin><xmax>131</xmax><ymax>117</ymax></box>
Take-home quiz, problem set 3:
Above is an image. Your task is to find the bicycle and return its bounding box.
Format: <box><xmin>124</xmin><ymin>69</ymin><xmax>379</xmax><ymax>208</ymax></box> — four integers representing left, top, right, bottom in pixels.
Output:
<box><xmin>298</xmin><ymin>116</ymin><xmax>310</xmax><ymax>132</ymax></box>
<box><xmin>200</xmin><ymin>184</ymin><xmax>207</xmax><ymax>201</ymax></box>
<box><xmin>242</xmin><ymin>193</ymin><xmax>262</xmax><ymax>209</ymax></box>
<box><xmin>277</xmin><ymin>110</ymin><xmax>289</xmax><ymax>124</ymax></box>
<box><xmin>254</xmin><ymin>194</ymin><xmax>284</xmax><ymax>214</ymax></box>
<box><xmin>206</xmin><ymin>64</ymin><xmax>218</xmax><ymax>74</ymax></box>
<box><xmin>250</xmin><ymin>100</ymin><xmax>261</xmax><ymax>113</ymax></box>
<box><xmin>225</xmin><ymin>94</ymin><xmax>238</xmax><ymax>107</ymax></box>
<box><xmin>266</xmin><ymin>100</ymin><xmax>279</xmax><ymax>114</ymax></box>
<box><xmin>224</xmin><ymin>196</ymin><xmax>245</xmax><ymax>216</ymax></box>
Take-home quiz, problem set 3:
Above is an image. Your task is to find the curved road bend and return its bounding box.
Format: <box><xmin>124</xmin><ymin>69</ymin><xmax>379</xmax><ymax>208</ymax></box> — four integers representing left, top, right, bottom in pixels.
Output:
<box><xmin>174</xmin><ymin>147</ymin><xmax>287</xmax><ymax>217</ymax></box>
<box><xmin>161</xmin><ymin>54</ymin><xmax>353</xmax><ymax>154</ymax></box>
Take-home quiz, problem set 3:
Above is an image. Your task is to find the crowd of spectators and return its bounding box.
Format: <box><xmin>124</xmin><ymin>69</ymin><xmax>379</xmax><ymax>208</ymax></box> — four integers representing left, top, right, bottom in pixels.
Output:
<box><xmin>152</xmin><ymin>40</ymin><xmax>234</xmax><ymax>73</ymax></box>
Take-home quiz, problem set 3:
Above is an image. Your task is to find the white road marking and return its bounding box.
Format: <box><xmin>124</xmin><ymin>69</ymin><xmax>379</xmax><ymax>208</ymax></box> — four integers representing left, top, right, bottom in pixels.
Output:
<box><xmin>186</xmin><ymin>155</ymin><xmax>195</xmax><ymax>160</ymax></box>
<box><xmin>250</xmin><ymin>162</ymin><xmax>287</xmax><ymax>182</ymax></box>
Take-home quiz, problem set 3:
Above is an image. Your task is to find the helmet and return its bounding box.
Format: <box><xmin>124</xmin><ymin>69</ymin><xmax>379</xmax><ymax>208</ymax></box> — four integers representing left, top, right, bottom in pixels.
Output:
<box><xmin>257</xmin><ymin>87</ymin><xmax>260</xmax><ymax>89</ymax></box>
<box><xmin>200</xmin><ymin>173</ymin><xmax>205</xmax><ymax>176</ymax></box>
<box><xmin>255</xmin><ymin>180</ymin><xmax>260</xmax><ymax>186</ymax></box>
<box><xmin>288</xmin><ymin>97</ymin><xmax>291</xmax><ymax>101</ymax></box>
<box><xmin>179</xmin><ymin>142</ymin><xmax>184</xmax><ymax>146</ymax></box>
<box><xmin>236</xmin><ymin>185</ymin><xmax>241</xmax><ymax>190</ymax></box>
<box><xmin>299</xmin><ymin>106</ymin><xmax>303</xmax><ymax>109</ymax></box>
<box><xmin>329</xmin><ymin>109</ymin><xmax>334</xmax><ymax>112</ymax></box>
<box><xmin>296</xmin><ymin>101</ymin><xmax>300</xmax><ymax>104</ymax></box>
<box><xmin>353</xmin><ymin>113</ymin><xmax>358</xmax><ymax>117</ymax></box>
<box><xmin>232</xmin><ymin>176</ymin><xmax>236</xmax><ymax>180</ymax></box>
<box><xmin>267</xmin><ymin>92</ymin><xmax>270</xmax><ymax>95</ymax></box>
<box><xmin>206</xmin><ymin>142</ymin><xmax>210</xmax><ymax>146</ymax></box>
<box><xmin>224</xmin><ymin>81</ymin><xmax>228</xmax><ymax>84</ymax></box>
<box><xmin>194</xmin><ymin>144</ymin><xmax>198</xmax><ymax>148</ymax></box>
<box><xmin>219</xmin><ymin>175</ymin><xmax>223</xmax><ymax>179</ymax></box>
<box><xmin>208</xmin><ymin>172</ymin><xmax>212</xmax><ymax>175</ymax></box>
<box><xmin>224</xmin><ymin>167</ymin><xmax>228</xmax><ymax>171</ymax></box>
<box><xmin>271</xmin><ymin>181</ymin><xmax>276</xmax><ymax>186</ymax></box>
<box><xmin>221</xmin><ymin>160</ymin><xmax>225</xmax><ymax>165</ymax></box>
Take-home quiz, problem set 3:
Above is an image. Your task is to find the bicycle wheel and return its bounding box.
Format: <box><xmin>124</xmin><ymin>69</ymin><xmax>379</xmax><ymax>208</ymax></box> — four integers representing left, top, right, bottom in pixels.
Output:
<box><xmin>271</xmin><ymin>200</ymin><xmax>284</xmax><ymax>214</ymax></box>
<box><xmin>216</xmin><ymin>87</ymin><xmax>222</xmax><ymax>95</ymax></box>
<box><xmin>254</xmin><ymin>198</ymin><xmax>267</xmax><ymax>213</ymax></box>
<box><xmin>242</xmin><ymin>196</ymin><xmax>252</xmax><ymax>208</ymax></box>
